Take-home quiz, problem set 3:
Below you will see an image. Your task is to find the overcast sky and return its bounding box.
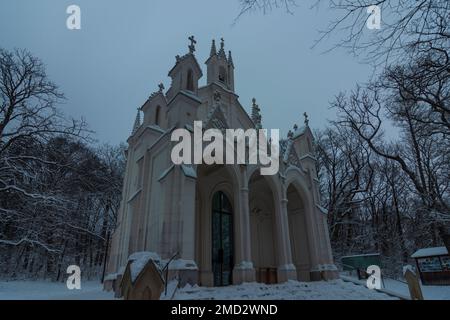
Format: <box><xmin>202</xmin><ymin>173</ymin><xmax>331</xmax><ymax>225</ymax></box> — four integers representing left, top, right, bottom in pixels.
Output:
<box><xmin>0</xmin><ymin>0</ymin><xmax>373</xmax><ymax>145</ymax></box>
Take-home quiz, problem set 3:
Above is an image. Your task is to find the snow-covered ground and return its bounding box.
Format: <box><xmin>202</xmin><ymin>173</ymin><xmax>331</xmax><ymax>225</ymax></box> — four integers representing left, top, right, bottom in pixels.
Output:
<box><xmin>340</xmin><ymin>274</ymin><xmax>450</xmax><ymax>300</ymax></box>
<box><xmin>0</xmin><ymin>280</ymin><xmax>114</xmax><ymax>300</ymax></box>
<box><xmin>3</xmin><ymin>278</ymin><xmax>448</xmax><ymax>300</ymax></box>
<box><xmin>0</xmin><ymin>279</ymin><xmax>395</xmax><ymax>300</ymax></box>
<box><xmin>382</xmin><ymin>279</ymin><xmax>450</xmax><ymax>300</ymax></box>
<box><xmin>173</xmin><ymin>280</ymin><xmax>397</xmax><ymax>300</ymax></box>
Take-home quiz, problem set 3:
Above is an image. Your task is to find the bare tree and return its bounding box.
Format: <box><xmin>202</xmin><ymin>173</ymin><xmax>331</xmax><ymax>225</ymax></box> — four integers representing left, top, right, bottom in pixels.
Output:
<box><xmin>0</xmin><ymin>48</ymin><xmax>88</xmax><ymax>253</ymax></box>
<box><xmin>333</xmin><ymin>83</ymin><xmax>450</xmax><ymax>246</ymax></box>
<box><xmin>237</xmin><ymin>0</ymin><xmax>297</xmax><ymax>19</ymax></box>
<box><xmin>313</xmin><ymin>1</ymin><xmax>450</xmax><ymax>65</ymax></box>
<box><xmin>0</xmin><ymin>48</ymin><xmax>87</xmax><ymax>155</ymax></box>
<box><xmin>382</xmin><ymin>55</ymin><xmax>450</xmax><ymax>136</ymax></box>
<box><xmin>316</xmin><ymin>125</ymin><xmax>374</xmax><ymax>250</ymax></box>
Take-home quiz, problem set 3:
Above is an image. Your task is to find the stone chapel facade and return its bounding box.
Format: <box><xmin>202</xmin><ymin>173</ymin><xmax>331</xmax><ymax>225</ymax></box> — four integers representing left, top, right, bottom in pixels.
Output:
<box><xmin>106</xmin><ymin>38</ymin><xmax>338</xmax><ymax>287</ymax></box>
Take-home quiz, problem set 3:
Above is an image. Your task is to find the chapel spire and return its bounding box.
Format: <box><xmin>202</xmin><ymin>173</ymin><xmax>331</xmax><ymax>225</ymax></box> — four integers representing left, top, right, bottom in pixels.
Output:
<box><xmin>251</xmin><ymin>98</ymin><xmax>262</xmax><ymax>129</ymax></box>
<box><xmin>132</xmin><ymin>108</ymin><xmax>141</xmax><ymax>135</ymax></box>
<box><xmin>218</xmin><ymin>38</ymin><xmax>227</xmax><ymax>60</ymax></box>
<box><xmin>228</xmin><ymin>51</ymin><xmax>234</xmax><ymax>67</ymax></box>
<box><xmin>205</xmin><ymin>38</ymin><xmax>235</xmax><ymax>92</ymax></box>
<box><xmin>210</xmin><ymin>39</ymin><xmax>217</xmax><ymax>57</ymax></box>
<box><xmin>166</xmin><ymin>36</ymin><xmax>203</xmax><ymax>100</ymax></box>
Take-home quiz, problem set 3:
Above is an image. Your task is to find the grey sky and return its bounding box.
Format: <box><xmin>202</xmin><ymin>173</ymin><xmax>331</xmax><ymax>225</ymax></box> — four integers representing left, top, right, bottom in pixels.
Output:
<box><xmin>0</xmin><ymin>0</ymin><xmax>372</xmax><ymax>144</ymax></box>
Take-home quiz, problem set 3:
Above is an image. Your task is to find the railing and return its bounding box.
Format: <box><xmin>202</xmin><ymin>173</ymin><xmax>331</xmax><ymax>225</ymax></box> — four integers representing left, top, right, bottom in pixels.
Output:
<box><xmin>161</xmin><ymin>252</ymin><xmax>179</xmax><ymax>296</ymax></box>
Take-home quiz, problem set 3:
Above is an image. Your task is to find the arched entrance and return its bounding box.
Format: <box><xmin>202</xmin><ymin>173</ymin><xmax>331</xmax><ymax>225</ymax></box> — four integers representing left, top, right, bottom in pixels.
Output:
<box><xmin>211</xmin><ymin>191</ymin><xmax>234</xmax><ymax>286</ymax></box>
<box><xmin>248</xmin><ymin>171</ymin><xmax>277</xmax><ymax>283</ymax></box>
<box><xmin>286</xmin><ymin>183</ymin><xmax>311</xmax><ymax>281</ymax></box>
<box><xmin>195</xmin><ymin>164</ymin><xmax>239</xmax><ymax>287</ymax></box>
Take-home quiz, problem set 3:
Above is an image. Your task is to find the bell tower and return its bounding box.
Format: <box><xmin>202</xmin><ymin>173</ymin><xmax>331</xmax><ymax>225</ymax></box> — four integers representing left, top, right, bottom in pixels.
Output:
<box><xmin>205</xmin><ymin>38</ymin><xmax>235</xmax><ymax>92</ymax></box>
<box><xmin>166</xmin><ymin>36</ymin><xmax>203</xmax><ymax>100</ymax></box>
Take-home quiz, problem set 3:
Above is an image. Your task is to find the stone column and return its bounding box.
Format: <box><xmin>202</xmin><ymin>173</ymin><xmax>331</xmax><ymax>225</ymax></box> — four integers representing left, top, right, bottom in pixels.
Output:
<box><xmin>306</xmin><ymin>175</ymin><xmax>338</xmax><ymax>280</ymax></box>
<box><xmin>170</xmin><ymin>169</ymin><xmax>199</xmax><ymax>286</ymax></box>
<box><xmin>232</xmin><ymin>171</ymin><xmax>256</xmax><ymax>284</ymax></box>
<box><xmin>275</xmin><ymin>196</ymin><xmax>297</xmax><ymax>282</ymax></box>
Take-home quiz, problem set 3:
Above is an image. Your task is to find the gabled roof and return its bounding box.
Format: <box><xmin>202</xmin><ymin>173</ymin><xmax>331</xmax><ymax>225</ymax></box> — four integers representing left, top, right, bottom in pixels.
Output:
<box><xmin>292</xmin><ymin>125</ymin><xmax>313</xmax><ymax>140</ymax></box>
<box><xmin>158</xmin><ymin>164</ymin><xmax>197</xmax><ymax>181</ymax></box>
<box><xmin>168</xmin><ymin>53</ymin><xmax>203</xmax><ymax>78</ymax></box>
<box><xmin>279</xmin><ymin>138</ymin><xmax>307</xmax><ymax>172</ymax></box>
<box><xmin>167</xmin><ymin>90</ymin><xmax>202</xmax><ymax>106</ymax></box>
<box><xmin>205</xmin><ymin>104</ymin><xmax>229</xmax><ymax>130</ymax></box>
<box><xmin>146</xmin><ymin>90</ymin><xmax>167</xmax><ymax>107</ymax></box>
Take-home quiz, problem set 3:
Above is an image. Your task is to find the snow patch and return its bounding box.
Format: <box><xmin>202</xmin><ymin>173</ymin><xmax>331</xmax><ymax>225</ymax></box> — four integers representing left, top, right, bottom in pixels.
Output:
<box><xmin>402</xmin><ymin>265</ymin><xmax>416</xmax><ymax>276</ymax></box>
<box><xmin>160</xmin><ymin>280</ymin><xmax>179</xmax><ymax>300</ymax></box>
<box><xmin>164</xmin><ymin>259</ymin><xmax>198</xmax><ymax>271</ymax></box>
<box><xmin>128</xmin><ymin>251</ymin><xmax>161</xmax><ymax>283</ymax></box>
<box><xmin>311</xmin><ymin>264</ymin><xmax>338</xmax><ymax>272</ymax></box>
<box><xmin>173</xmin><ymin>279</ymin><xmax>397</xmax><ymax>300</ymax></box>
<box><xmin>234</xmin><ymin>261</ymin><xmax>254</xmax><ymax>270</ymax></box>
<box><xmin>411</xmin><ymin>246</ymin><xmax>448</xmax><ymax>258</ymax></box>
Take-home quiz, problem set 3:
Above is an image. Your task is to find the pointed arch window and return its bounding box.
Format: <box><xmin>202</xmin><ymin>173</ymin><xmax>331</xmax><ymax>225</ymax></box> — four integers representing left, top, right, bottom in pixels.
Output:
<box><xmin>307</xmin><ymin>137</ymin><xmax>313</xmax><ymax>151</ymax></box>
<box><xmin>186</xmin><ymin>69</ymin><xmax>194</xmax><ymax>92</ymax></box>
<box><xmin>219</xmin><ymin>66</ymin><xmax>227</xmax><ymax>83</ymax></box>
<box><xmin>212</xmin><ymin>191</ymin><xmax>233</xmax><ymax>286</ymax></box>
<box><xmin>155</xmin><ymin>105</ymin><xmax>161</xmax><ymax>126</ymax></box>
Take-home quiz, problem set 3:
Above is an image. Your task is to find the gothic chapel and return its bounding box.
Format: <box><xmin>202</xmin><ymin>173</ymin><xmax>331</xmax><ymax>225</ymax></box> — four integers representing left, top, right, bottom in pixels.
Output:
<box><xmin>106</xmin><ymin>37</ymin><xmax>338</xmax><ymax>287</ymax></box>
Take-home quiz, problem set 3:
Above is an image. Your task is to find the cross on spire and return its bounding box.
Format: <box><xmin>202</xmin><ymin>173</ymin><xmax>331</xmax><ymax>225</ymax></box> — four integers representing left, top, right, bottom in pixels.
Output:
<box><xmin>218</xmin><ymin>38</ymin><xmax>226</xmax><ymax>59</ymax></box>
<box><xmin>304</xmin><ymin>112</ymin><xmax>309</xmax><ymax>127</ymax></box>
<box><xmin>188</xmin><ymin>35</ymin><xmax>197</xmax><ymax>54</ymax></box>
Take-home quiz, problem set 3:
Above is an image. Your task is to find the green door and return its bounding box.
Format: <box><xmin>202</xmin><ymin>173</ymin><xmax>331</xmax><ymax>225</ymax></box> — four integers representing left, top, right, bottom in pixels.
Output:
<box><xmin>212</xmin><ymin>191</ymin><xmax>234</xmax><ymax>286</ymax></box>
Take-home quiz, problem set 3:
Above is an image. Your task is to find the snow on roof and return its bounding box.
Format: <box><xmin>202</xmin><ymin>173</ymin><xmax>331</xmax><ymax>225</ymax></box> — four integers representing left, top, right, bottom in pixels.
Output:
<box><xmin>128</xmin><ymin>251</ymin><xmax>161</xmax><ymax>283</ymax></box>
<box><xmin>129</xmin><ymin>251</ymin><xmax>160</xmax><ymax>261</ymax></box>
<box><xmin>172</xmin><ymin>90</ymin><xmax>202</xmax><ymax>104</ymax></box>
<box><xmin>181</xmin><ymin>164</ymin><xmax>197</xmax><ymax>179</ymax></box>
<box><xmin>292</xmin><ymin>125</ymin><xmax>307</xmax><ymax>139</ymax></box>
<box><xmin>411</xmin><ymin>246</ymin><xmax>448</xmax><ymax>258</ymax></box>
<box><xmin>146</xmin><ymin>125</ymin><xmax>165</xmax><ymax>134</ymax></box>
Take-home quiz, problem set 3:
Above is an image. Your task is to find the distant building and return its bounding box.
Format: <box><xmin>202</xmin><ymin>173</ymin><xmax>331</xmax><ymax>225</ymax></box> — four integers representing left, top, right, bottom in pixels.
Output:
<box><xmin>106</xmin><ymin>37</ymin><xmax>338</xmax><ymax>287</ymax></box>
